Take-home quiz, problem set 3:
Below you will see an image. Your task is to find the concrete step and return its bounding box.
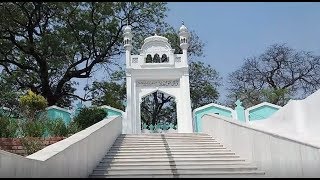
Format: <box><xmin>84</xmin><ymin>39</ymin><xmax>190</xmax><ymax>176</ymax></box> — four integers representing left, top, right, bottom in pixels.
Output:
<box><xmin>101</xmin><ymin>158</ymin><xmax>246</xmax><ymax>163</ymax></box>
<box><xmin>112</xmin><ymin>142</ymin><xmax>221</xmax><ymax>145</ymax></box>
<box><xmin>113</xmin><ymin>140</ymin><xmax>219</xmax><ymax>143</ymax></box>
<box><xmin>98</xmin><ymin>161</ymin><xmax>251</xmax><ymax>166</ymax></box>
<box><xmin>119</xmin><ymin>134</ymin><xmax>212</xmax><ymax>137</ymax></box>
<box><xmin>119</xmin><ymin>133</ymin><xmax>211</xmax><ymax>136</ymax></box>
<box><xmin>106</xmin><ymin>151</ymin><xmax>235</xmax><ymax>156</ymax></box>
<box><xmin>109</xmin><ymin>146</ymin><xmax>225</xmax><ymax>150</ymax></box>
<box><xmin>89</xmin><ymin>133</ymin><xmax>265</xmax><ymax>178</ymax></box>
<box><xmin>108</xmin><ymin>148</ymin><xmax>227</xmax><ymax>152</ymax></box>
<box><xmin>104</xmin><ymin>154</ymin><xmax>239</xmax><ymax>159</ymax></box>
<box><xmin>177</xmin><ymin>173</ymin><xmax>267</xmax><ymax>178</ymax></box>
<box><xmin>114</xmin><ymin>141</ymin><xmax>220</xmax><ymax>146</ymax></box>
<box><xmin>116</xmin><ymin>138</ymin><xmax>215</xmax><ymax>141</ymax></box>
<box><xmin>90</xmin><ymin>170</ymin><xmax>265</xmax><ymax>176</ymax></box>
<box><xmin>93</xmin><ymin>168</ymin><xmax>260</xmax><ymax>175</ymax></box>
<box><xmin>113</xmin><ymin>141</ymin><xmax>220</xmax><ymax>144</ymax></box>
<box><xmin>94</xmin><ymin>164</ymin><xmax>258</xmax><ymax>171</ymax></box>
<box><xmin>110</xmin><ymin>144</ymin><xmax>222</xmax><ymax>148</ymax></box>
<box><xmin>107</xmin><ymin>149</ymin><xmax>231</xmax><ymax>153</ymax></box>
<box><xmin>89</xmin><ymin>174</ymin><xmax>266</xmax><ymax>178</ymax></box>
<box><xmin>117</xmin><ymin>137</ymin><xmax>215</xmax><ymax>140</ymax></box>
<box><xmin>117</xmin><ymin>137</ymin><xmax>214</xmax><ymax>140</ymax></box>
<box><xmin>118</xmin><ymin>136</ymin><xmax>213</xmax><ymax>139</ymax></box>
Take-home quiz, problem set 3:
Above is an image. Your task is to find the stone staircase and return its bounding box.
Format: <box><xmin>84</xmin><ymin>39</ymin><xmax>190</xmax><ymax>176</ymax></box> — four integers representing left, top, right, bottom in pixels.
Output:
<box><xmin>89</xmin><ymin>133</ymin><xmax>265</xmax><ymax>178</ymax></box>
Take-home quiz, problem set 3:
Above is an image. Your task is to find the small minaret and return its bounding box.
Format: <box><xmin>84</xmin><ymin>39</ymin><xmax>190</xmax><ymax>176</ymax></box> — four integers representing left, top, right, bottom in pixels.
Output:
<box><xmin>123</xmin><ymin>24</ymin><xmax>133</xmax><ymax>133</ymax></box>
<box><xmin>123</xmin><ymin>25</ymin><xmax>133</xmax><ymax>67</ymax></box>
<box><xmin>178</xmin><ymin>21</ymin><xmax>193</xmax><ymax>132</ymax></box>
<box><xmin>179</xmin><ymin>21</ymin><xmax>190</xmax><ymax>66</ymax></box>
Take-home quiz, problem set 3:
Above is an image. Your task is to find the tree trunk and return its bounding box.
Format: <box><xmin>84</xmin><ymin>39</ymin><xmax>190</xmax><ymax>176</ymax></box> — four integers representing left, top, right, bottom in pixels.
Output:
<box><xmin>46</xmin><ymin>95</ymin><xmax>60</xmax><ymax>106</ymax></box>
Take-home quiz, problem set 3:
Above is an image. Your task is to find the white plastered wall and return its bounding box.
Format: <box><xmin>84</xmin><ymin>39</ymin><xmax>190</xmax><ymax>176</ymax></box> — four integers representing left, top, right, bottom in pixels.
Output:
<box><xmin>123</xmin><ymin>34</ymin><xmax>193</xmax><ymax>134</ymax></box>
<box><xmin>248</xmin><ymin>89</ymin><xmax>320</xmax><ymax>143</ymax></box>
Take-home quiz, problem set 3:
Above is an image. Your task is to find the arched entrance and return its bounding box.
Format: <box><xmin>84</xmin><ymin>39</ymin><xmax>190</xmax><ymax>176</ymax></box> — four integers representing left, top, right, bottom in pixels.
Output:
<box><xmin>122</xmin><ymin>23</ymin><xmax>193</xmax><ymax>134</ymax></box>
<box><xmin>140</xmin><ymin>90</ymin><xmax>177</xmax><ymax>133</ymax></box>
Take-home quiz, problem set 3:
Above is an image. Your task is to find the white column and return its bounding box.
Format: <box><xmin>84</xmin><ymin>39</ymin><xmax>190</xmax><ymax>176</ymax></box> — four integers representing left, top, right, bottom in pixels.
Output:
<box><xmin>137</xmin><ymin>95</ymin><xmax>142</xmax><ymax>134</ymax></box>
<box><xmin>179</xmin><ymin>74</ymin><xmax>193</xmax><ymax>133</ymax></box>
<box><xmin>126</xmin><ymin>50</ymin><xmax>131</xmax><ymax>68</ymax></box>
<box><xmin>182</xmin><ymin>49</ymin><xmax>188</xmax><ymax>67</ymax></box>
<box><xmin>125</xmin><ymin>73</ymin><xmax>132</xmax><ymax>134</ymax></box>
<box><xmin>133</xmin><ymin>80</ymin><xmax>139</xmax><ymax>134</ymax></box>
<box><xmin>176</xmin><ymin>94</ymin><xmax>182</xmax><ymax>132</ymax></box>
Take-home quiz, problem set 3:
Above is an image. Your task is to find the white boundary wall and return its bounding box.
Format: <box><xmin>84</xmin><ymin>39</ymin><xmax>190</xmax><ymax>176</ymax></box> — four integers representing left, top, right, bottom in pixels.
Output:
<box><xmin>248</xmin><ymin>89</ymin><xmax>320</xmax><ymax>143</ymax></box>
<box><xmin>0</xmin><ymin>116</ymin><xmax>122</xmax><ymax>178</ymax></box>
<box><xmin>202</xmin><ymin>114</ymin><xmax>320</xmax><ymax>178</ymax></box>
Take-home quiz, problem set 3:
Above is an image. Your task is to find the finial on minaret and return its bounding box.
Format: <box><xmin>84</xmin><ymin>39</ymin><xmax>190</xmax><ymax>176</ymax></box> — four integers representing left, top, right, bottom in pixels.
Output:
<box><xmin>179</xmin><ymin>21</ymin><xmax>190</xmax><ymax>51</ymax></box>
<box><xmin>123</xmin><ymin>21</ymin><xmax>133</xmax><ymax>51</ymax></box>
<box><xmin>155</xmin><ymin>27</ymin><xmax>160</xmax><ymax>36</ymax></box>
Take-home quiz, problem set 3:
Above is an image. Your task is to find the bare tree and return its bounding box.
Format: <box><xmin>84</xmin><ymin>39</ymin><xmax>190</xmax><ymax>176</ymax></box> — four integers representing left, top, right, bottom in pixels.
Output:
<box><xmin>227</xmin><ymin>44</ymin><xmax>320</xmax><ymax>108</ymax></box>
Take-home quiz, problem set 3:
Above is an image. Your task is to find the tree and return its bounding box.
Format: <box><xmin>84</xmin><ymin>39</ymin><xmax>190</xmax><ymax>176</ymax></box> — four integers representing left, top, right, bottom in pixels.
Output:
<box><xmin>0</xmin><ymin>2</ymin><xmax>168</xmax><ymax>107</ymax></box>
<box><xmin>0</xmin><ymin>73</ymin><xmax>21</xmax><ymax>111</ymax></box>
<box><xmin>141</xmin><ymin>91</ymin><xmax>176</xmax><ymax>127</ymax></box>
<box><xmin>189</xmin><ymin>61</ymin><xmax>221</xmax><ymax>110</ymax></box>
<box><xmin>19</xmin><ymin>90</ymin><xmax>48</xmax><ymax>121</ymax></box>
<box><xmin>88</xmin><ymin>70</ymin><xmax>126</xmax><ymax>110</ymax></box>
<box><xmin>227</xmin><ymin>44</ymin><xmax>320</xmax><ymax>108</ymax></box>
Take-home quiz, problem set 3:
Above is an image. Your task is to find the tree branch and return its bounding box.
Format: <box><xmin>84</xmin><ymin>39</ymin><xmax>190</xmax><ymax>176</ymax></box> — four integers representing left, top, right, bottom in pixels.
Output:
<box><xmin>65</xmin><ymin>93</ymin><xmax>93</xmax><ymax>102</ymax></box>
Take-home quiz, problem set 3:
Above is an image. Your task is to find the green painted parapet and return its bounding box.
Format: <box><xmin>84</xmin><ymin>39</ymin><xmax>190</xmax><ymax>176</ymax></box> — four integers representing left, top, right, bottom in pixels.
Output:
<box><xmin>0</xmin><ymin>107</ymin><xmax>10</xmax><ymax>117</ymax></box>
<box><xmin>193</xmin><ymin>103</ymin><xmax>236</xmax><ymax>132</ymax></box>
<box><xmin>245</xmin><ymin>102</ymin><xmax>281</xmax><ymax>121</ymax></box>
<box><xmin>46</xmin><ymin>105</ymin><xmax>72</xmax><ymax>125</ymax></box>
<box><xmin>235</xmin><ymin>100</ymin><xmax>246</xmax><ymax>122</ymax></box>
<box><xmin>193</xmin><ymin>100</ymin><xmax>282</xmax><ymax>132</ymax></box>
<box><xmin>99</xmin><ymin>105</ymin><xmax>124</xmax><ymax>118</ymax></box>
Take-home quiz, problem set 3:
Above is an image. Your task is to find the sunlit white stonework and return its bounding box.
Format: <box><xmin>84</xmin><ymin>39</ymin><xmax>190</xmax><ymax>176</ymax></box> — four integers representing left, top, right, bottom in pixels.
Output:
<box><xmin>123</xmin><ymin>23</ymin><xmax>193</xmax><ymax>134</ymax></box>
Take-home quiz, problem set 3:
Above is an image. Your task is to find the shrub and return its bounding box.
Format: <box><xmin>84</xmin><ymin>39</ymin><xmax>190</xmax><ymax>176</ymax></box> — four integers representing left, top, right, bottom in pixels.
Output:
<box><xmin>19</xmin><ymin>90</ymin><xmax>48</xmax><ymax>121</ymax></box>
<box><xmin>20</xmin><ymin>137</ymin><xmax>43</xmax><ymax>155</ymax></box>
<box><xmin>21</xmin><ymin>120</ymin><xmax>47</xmax><ymax>137</ymax></box>
<box><xmin>73</xmin><ymin>107</ymin><xmax>107</xmax><ymax>130</ymax></box>
<box><xmin>47</xmin><ymin>118</ymin><xmax>68</xmax><ymax>137</ymax></box>
<box><xmin>67</xmin><ymin>121</ymin><xmax>82</xmax><ymax>136</ymax></box>
<box><xmin>0</xmin><ymin>115</ymin><xmax>19</xmax><ymax>138</ymax></box>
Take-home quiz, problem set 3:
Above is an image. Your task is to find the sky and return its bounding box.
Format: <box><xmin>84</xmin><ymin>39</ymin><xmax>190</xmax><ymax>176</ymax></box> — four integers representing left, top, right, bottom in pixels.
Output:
<box><xmin>165</xmin><ymin>2</ymin><xmax>320</xmax><ymax>103</ymax></box>
<box><xmin>75</xmin><ymin>2</ymin><xmax>320</xmax><ymax>107</ymax></box>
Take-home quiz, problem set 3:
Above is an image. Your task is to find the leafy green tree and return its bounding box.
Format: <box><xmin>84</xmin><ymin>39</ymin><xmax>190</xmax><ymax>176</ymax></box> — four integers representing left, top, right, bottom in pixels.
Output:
<box><xmin>189</xmin><ymin>61</ymin><xmax>221</xmax><ymax>110</ymax></box>
<box><xmin>0</xmin><ymin>74</ymin><xmax>21</xmax><ymax>115</ymax></box>
<box><xmin>90</xmin><ymin>81</ymin><xmax>126</xmax><ymax>110</ymax></box>
<box><xmin>73</xmin><ymin>107</ymin><xmax>107</xmax><ymax>130</ymax></box>
<box><xmin>88</xmin><ymin>70</ymin><xmax>126</xmax><ymax>110</ymax></box>
<box><xmin>19</xmin><ymin>90</ymin><xmax>48</xmax><ymax>121</ymax></box>
<box><xmin>47</xmin><ymin>118</ymin><xmax>68</xmax><ymax>137</ymax></box>
<box><xmin>0</xmin><ymin>115</ymin><xmax>19</xmax><ymax>138</ymax></box>
<box><xmin>0</xmin><ymin>2</ymin><xmax>168</xmax><ymax>107</ymax></box>
<box><xmin>227</xmin><ymin>44</ymin><xmax>320</xmax><ymax>108</ymax></box>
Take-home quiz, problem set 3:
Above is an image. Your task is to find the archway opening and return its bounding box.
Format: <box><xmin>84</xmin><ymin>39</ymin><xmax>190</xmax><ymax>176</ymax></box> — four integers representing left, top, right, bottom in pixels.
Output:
<box><xmin>140</xmin><ymin>90</ymin><xmax>177</xmax><ymax>133</ymax></box>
